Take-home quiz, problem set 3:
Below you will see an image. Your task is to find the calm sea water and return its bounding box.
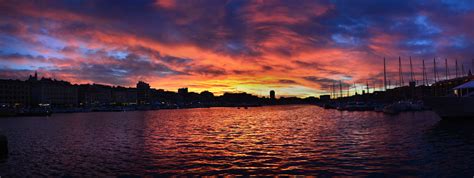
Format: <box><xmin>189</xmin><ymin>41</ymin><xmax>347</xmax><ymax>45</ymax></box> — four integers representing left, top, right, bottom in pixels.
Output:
<box><xmin>0</xmin><ymin>105</ymin><xmax>473</xmax><ymax>176</ymax></box>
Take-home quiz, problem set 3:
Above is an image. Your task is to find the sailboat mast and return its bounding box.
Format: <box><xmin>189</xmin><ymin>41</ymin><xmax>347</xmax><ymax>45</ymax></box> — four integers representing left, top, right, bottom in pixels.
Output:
<box><xmin>399</xmin><ymin>56</ymin><xmax>403</xmax><ymax>87</ymax></box>
<box><xmin>353</xmin><ymin>82</ymin><xmax>357</xmax><ymax>95</ymax></box>
<box><xmin>422</xmin><ymin>59</ymin><xmax>426</xmax><ymax>86</ymax></box>
<box><xmin>455</xmin><ymin>59</ymin><xmax>459</xmax><ymax>78</ymax></box>
<box><xmin>332</xmin><ymin>82</ymin><xmax>335</xmax><ymax>99</ymax></box>
<box><xmin>410</xmin><ymin>56</ymin><xmax>414</xmax><ymax>82</ymax></box>
<box><xmin>339</xmin><ymin>80</ymin><xmax>342</xmax><ymax>98</ymax></box>
<box><xmin>445</xmin><ymin>58</ymin><xmax>449</xmax><ymax>80</ymax></box>
<box><xmin>383</xmin><ymin>57</ymin><xmax>387</xmax><ymax>91</ymax></box>
<box><xmin>347</xmin><ymin>85</ymin><xmax>349</xmax><ymax>97</ymax></box>
<box><xmin>433</xmin><ymin>58</ymin><xmax>436</xmax><ymax>83</ymax></box>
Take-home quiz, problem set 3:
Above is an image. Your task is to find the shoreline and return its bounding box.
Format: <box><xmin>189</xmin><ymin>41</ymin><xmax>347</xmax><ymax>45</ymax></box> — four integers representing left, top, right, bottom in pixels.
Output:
<box><xmin>0</xmin><ymin>103</ymin><xmax>317</xmax><ymax>117</ymax></box>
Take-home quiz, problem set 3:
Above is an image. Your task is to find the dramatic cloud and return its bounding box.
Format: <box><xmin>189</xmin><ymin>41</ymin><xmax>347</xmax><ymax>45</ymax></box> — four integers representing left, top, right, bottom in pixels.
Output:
<box><xmin>1</xmin><ymin>0</ymin><xmax>473</xmax><ymax>96</ymax></box>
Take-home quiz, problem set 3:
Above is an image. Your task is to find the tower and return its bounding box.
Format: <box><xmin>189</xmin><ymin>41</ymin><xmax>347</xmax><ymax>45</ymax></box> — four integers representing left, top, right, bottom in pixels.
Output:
<box><xmin>366</xmin><ymin>81</ymin><xmax>369</xmax><ymax>94</ymax></box>
<box><xmin>269</xmin><ymin>90</ymin><xmax>275</xmax><ymax>100</ymax></box>
<box><xmin>28</xmin><ymin>71</ymin><xmax>38</xmax><ymax>81</ymax></box>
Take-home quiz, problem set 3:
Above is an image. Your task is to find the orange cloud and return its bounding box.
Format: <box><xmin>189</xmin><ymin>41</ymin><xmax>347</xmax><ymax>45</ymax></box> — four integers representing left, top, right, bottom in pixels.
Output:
<box><xmin>2</xmin><ymin>0</ymin><xmax>473</xmax><ymax>97</ymax></box>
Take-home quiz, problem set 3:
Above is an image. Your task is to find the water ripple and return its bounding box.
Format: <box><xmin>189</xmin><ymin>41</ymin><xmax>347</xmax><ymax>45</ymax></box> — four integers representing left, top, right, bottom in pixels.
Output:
<box><xmin>0</xmin><ymin>105</ymin><xmax>474</xmax><ymax>176</ymax></box>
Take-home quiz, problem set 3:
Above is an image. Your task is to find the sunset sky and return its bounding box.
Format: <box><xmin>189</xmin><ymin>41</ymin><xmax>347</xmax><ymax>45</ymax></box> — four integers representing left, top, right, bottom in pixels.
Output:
<box><xmin>1</xmin><ymin>0</ymin><xmax>474</xmax><ymax>97</ymax></box>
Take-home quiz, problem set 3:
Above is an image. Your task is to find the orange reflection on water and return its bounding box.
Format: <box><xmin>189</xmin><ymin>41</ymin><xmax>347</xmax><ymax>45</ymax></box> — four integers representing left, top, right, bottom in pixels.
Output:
<box><xmin>143</xmin><ymin>106</ymin><xmax>339</xmax><ymax>174</ymax></box>
<box><xmin>142</xmin><ymin>105</ymin><xmax>441</xmax><ymax>176</ymax></box>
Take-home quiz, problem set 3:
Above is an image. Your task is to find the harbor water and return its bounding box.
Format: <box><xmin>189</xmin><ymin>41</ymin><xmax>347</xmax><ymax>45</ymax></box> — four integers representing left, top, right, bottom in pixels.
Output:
<box><xmin>0</xmin><ymin>105</ymin><xmax>473</xmax><ymax>176</ymax></box>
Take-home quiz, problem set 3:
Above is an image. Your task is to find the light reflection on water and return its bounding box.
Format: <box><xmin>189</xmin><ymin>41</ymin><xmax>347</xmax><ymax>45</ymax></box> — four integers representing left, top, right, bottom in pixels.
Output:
<box><xmin>0</xmin><ymin>105</ymin><xmax>473</xmax><ymax>176</ymax></box>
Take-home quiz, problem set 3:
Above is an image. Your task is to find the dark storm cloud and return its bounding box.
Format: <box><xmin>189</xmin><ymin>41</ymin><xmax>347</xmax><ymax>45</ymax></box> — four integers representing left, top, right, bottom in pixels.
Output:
<box><xmin>55</xmin><ymin>54</ymin><xmax>183</xmax><ymax>86</ymax></box>
<box><xmin>3</xmin><ymin>0</ymin><xmax>472</xmax><ymax>57</ymax></box>
<box><xmin>2</xmin><ymin>0</ymin><xmax>473</xmax><ymax>54</ymax></box>
<box><xmin>0</xmin><ymin>68</ymin><xmax>35</xmax><ymax>80</ymax></box>
<box><xmin>303</xmin><ymin>76</ymin><xmax>351</xmax><ymax>88</ymax></box>
<box><xmin>0</xmin><ymin>52</ymin><xmax>45</xmax><ymax>61</ymax></box>
<box><xmin>160</xmin><ymin>56</ymin><xmax>192</xmax><ymax>65</ymax></box>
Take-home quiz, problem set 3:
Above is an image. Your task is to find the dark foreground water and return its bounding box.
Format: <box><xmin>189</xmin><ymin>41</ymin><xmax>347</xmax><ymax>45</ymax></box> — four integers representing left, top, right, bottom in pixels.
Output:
<box><xmin>0</xmin><ymin>105</ymin><xmax>473</xmax><ymax>176</ymax></box>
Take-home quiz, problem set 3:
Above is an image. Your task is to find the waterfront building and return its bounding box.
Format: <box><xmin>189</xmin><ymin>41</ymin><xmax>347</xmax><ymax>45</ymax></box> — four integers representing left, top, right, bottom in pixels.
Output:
<box><xmin>431</xmin><ymin>75</ymin><xmax>474</xmax><ymax>96</ymax></box>
<box><xmin>0</xmin><ymin>79</ymin><xmax>30</xmax><ymax>107</ymax></box>
<box><xmin>28</xmin><ymin>74</ymin><xmax>78</xmax><ymax>107</ymax></box>
<box><xmin>178</xmin><ymin>88</ymin><xmax>188</xmax><ymax>95</ymax></box>
<box><xmin>152</xmin><ymin>89</ymin><xmax>180</xmax><ymax>104</ymax></box>
<box><xmin>220</xmin><ymin>92</ymin><xmax>260</xmax><ymax>106</ymax></box>
<box><xmin>111</xmin><ymin>87</ymin><xmax>137</xmax><ymax>105</ymax></box>
<box><xmin>137</xmin><ymin>81</ymin><xmax>151</xmax><ymax>105</ymax></box>
<box><xmin>78</xmin><ymin>84</ymin><xmax>113</xmax><ymax>106</ymax></box>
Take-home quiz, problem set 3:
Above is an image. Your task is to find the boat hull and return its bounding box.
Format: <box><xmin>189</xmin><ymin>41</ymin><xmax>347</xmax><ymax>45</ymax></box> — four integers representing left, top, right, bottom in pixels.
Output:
<box><xmin>424</xmin><ymin>97</ymin><xmax>474</xmax><ymax>119</ymax></box>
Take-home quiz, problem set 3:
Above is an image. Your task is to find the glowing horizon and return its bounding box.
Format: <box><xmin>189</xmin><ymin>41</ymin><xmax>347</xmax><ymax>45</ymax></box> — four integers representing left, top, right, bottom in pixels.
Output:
<box><xmin>1</xmin><ymin>0</ymin><xmax>473</xmax><ymax>97</ymax></box>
